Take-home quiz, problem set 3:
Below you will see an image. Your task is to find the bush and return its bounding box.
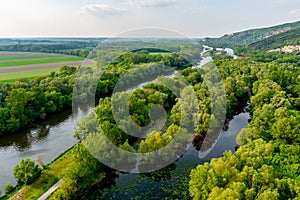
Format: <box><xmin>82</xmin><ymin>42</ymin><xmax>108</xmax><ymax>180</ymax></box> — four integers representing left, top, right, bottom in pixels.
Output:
<box><xmin>13</xmin><ymin>158</ymin><xmax>42</xmax><ymax>186</ymax></box>
<box><xmin>4</xmin><ymin>182</ymin><xmax>14</xmax><ymax>194</ymax></box>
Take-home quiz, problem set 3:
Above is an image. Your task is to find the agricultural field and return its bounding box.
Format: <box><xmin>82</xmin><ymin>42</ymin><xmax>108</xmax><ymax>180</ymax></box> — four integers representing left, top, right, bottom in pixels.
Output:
<box><xmin>149</xmin><ymin>52</ymin><xmax>172</xmax><ymax>56</ymax></box>
<box><xmin>0</xmin><ymin>52</ymin><xmax>84</xmax><ymax>82</ymax></box>
<box><xmin>0</xmin><ymin>68</ymin><xmax>61</xmax><ymax>84</ymax></box>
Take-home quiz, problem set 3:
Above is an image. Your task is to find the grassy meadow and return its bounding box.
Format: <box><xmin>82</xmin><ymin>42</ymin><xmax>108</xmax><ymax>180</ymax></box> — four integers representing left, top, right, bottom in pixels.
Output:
<box><xmin>0</xmin><ymin>68</ymin><xmax>61</xmax><ymax>82</ymax></box>
<box><xmin>0</xmin><ymin>52</ymin><xmax>84</xmax><ymax>83</ymax></box>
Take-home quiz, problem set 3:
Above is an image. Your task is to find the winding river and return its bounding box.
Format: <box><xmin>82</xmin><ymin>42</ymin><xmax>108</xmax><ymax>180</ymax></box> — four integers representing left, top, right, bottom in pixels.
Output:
<box><xmin>0</xmin><ymin>45</ymin><xmax>242</xmax><ymax>195</ymax></box>
<box><xmin>95</xmin><ymin>111</ymin><xmax>250</xmax><ymax>199</ymax></box>
<box><xmin>0</xmin><ymin>110</ymin><xmax>79</xmax><ymax>192</ymax></box>
<box><xmin>88</xmin><ymin>46</ymin><xmax>247</xmax><ymax>199</ymax></box>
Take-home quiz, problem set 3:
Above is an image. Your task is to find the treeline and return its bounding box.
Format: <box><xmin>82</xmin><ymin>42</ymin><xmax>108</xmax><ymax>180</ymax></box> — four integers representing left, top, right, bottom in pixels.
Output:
<box><xmin>5</xmin><ymin>44</ymin><xmax>299</xmax><ymax>199</ymax></box>
<box><xmin>189</xmin><ymin>56</ymin><xmax>300</xmax><ymax>199</ymax></box>
<box><xmin>57</xmin><ymin>49</ymin><xmax>91</xmax><ymax>58</ymax></box>
<box><xmin>0</xmin><ymin>51</ymin><xmax>193</xmax><ymax>135</ymax></box>
<box><xmin>0</xmin><ymin>41</ymin><xmax>97</xmax><ymax>57</ymax></box>
<box><xmin>234</xmin><ymin>46</ymin><xmax>300</xmax><ymax>65</ymax></box>
<box><xmin>36</xmin><ymin>50</ymin><xmax>199</xmax><ymax>199</ymax></box>
<box><xmin>52</xmin><ymin>57</ymin><xmax>255</xmax><ymax>198</ymax></box>
<box><xmin>0</xmin><ymin>66</ymin><xmax>76</xmax><ymax>134</ymax></box>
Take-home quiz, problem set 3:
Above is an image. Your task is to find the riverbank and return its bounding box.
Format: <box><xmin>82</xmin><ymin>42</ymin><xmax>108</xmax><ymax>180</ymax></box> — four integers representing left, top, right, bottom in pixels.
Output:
<box><xmin>3</xmin><ymin>109</ymin><xmax>250</xmax><ymax>199</ymax></box>
<box><xmin>1</xmin><ymin>45</ymin><xmax>238</xmax><ymax>199</ymax></box>
<box><xmin>0</xmin><ymin>107</ymin><xmax>77</xmax><ymax>193</ymax></box>
<box><xmin>1</xmin><ymin>146</ymin><xmax>75</xmax><ymax>200</ymax></box>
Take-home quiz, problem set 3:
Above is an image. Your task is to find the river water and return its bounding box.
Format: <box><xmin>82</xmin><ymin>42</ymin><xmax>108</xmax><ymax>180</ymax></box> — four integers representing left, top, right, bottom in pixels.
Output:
<box><xmin>0</xmin><ymin>45</ymin><xmax>241</xmax><ymax>194</ymax></box>
<box><xmin>96</xmin><ymin>111</ymin><xmax>250</xmax><ymax>199</ymax></box>
<box><xmin>0</xmin><ymin>110</ymin><xmax>78</xmax><ymax>192</ymax></box>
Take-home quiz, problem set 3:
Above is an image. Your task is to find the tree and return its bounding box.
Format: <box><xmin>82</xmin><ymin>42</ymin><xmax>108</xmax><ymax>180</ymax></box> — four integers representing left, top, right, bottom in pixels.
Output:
<box><xmin>4</xmin><ymin>182</ymin><xmax>14</xmax><ymax>194</ymax></box>
<box><xmin>13</xmin><ymin>158</ymin><xmax>41</xmax><ymax>185</ymax></box>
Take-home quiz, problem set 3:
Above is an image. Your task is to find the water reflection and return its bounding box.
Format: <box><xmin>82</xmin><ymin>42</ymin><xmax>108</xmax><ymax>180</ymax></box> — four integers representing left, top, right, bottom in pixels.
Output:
<box><xmin>0</xmin><ymin>109</ymin><xmax>72</xmax><ymax>151</ymax></box>
<box><xmin>0</xmin><ymin>109</ymin><xmax>77</xmax><ymax>192</ymax></box>
<box><xmin>90</xmin><ymin>111</ymin><xmax>251</xmax><ymax>199</ymax></box>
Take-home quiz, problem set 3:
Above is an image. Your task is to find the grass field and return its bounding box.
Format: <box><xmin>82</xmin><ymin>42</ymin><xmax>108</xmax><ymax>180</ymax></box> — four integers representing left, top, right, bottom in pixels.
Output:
<box><xmin>0</xmin><ymin>52</ymin><xmax>84</xmax><ymax>83</ymax></box>
<box><xmin>0</xmin><ymin>54</ymin><xmax>66</xmax><ymax>61</ymax></box>
<box><xmin>149</xmin><ymin>52</ymin><xmax>172</xmax><ymax>56</ymax></box>
<box><xmin>0</xmin><ymin>57</ymin><xmax>83</xmax><ymax>68</ymax></box>
<box><xmin>1</xmin><ymin>77</ymin><xmax>36</xmax><ymax>84</ymax></box>
<box><xmin>0</xmin><ymin>68</ymin><xmax>60</xmax><ymax>82</ymax></box>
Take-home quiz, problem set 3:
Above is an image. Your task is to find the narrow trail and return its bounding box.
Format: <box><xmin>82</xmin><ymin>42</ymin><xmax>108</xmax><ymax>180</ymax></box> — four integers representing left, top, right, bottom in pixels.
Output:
<box><xmin>37</xmin><ymin>179</ymin><xmax>63</xmax><ymax>200</ymax></box>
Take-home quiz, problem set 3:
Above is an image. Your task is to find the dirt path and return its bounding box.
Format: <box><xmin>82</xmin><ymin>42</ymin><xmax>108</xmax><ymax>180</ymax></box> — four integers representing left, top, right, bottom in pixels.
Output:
<box><xmin>0</xmin><ymin>61</ymin><xmax>85</xmax><ymax>73</ymax></box>
<box><xmin>37</xmin><ymin>179</ymin><xmax>63</xmax><ymax>200</ymax></box>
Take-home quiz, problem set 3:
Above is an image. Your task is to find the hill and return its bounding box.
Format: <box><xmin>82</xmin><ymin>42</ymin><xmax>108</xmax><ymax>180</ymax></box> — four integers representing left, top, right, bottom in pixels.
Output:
<box><xmin>203</xmin><ymin>20</ymin><xmax>300</xmax><ymax>47</ymax></box>
<box><xmin>249</xmin><ymin>26</ymin><xmax>300</xmax><ymax>50</ymax></box>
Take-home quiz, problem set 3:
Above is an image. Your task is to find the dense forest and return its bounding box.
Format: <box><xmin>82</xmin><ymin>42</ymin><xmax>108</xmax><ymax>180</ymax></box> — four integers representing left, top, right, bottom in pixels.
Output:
<box><xmin>188</xmin><ymin>30</ymin><xmax>300</xmax><ymax>199</ymax></box>
<box><xmin>46</xmin><ymin>42</ymin><xmax>298</xmax><ymax>199</ymax></box>
<box><xmin>0</xmin><ymin>39</ymin><xmax>99</xmax><ymax>57</ymax></box>
<box><xmin>1</xmin><ymin>22</ymin><xmax>300</xmax><ymax>199</ymax></box>
<box><xmin>190</xmin><ymin>56</ymin><xmax>300</xmax><ymax>200</ymax></box>
<box><xmin>0</xmin><ymin>50</ymin><xmax>190</xmax><ymax>135</ymax></box>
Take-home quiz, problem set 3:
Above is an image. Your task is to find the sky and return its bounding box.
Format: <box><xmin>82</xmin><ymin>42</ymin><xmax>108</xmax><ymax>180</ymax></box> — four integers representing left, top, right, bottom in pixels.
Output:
<box><xmin>0</xmin><ymin>0</ymin><xmax>300</xmax><ymax>38</ymax></box>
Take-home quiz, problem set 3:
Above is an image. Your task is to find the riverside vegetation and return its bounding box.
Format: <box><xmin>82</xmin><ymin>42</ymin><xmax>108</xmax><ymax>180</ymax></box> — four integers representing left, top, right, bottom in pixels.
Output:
<box><xmin>1</xmin><ymin>21</ymin><xmax>300</xmax><ymax>199</ymax></box>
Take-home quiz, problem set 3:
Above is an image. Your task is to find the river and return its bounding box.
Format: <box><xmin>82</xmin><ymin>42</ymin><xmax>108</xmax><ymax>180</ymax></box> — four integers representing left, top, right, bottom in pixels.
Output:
<box><xmin>0</xmin><ymin>45</ymin><xmax>241</xmax><ymax>195</ymax></box>
<box><xmin>92</xmin><ymin>111</ymin><xmax>250</xmax><ymax>199</ymax></box>
<box><xmin>85</xmin><ymin>46</ymin><xmax>246</xmax><ymax>198</ymax></box>
<box><xmin>0</xmin><ymin>109</ymin><xmax>88</xmax><ymax>192</ymax></box>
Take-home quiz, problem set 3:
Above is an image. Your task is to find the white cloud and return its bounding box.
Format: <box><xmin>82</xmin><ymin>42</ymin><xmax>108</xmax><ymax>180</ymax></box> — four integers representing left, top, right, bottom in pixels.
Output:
<box><xmin>289</xmin><ymin>9</ymin><xmax>300</xmax><ymax>16</ymax></box>
<box><xmin>130</xmin><ymin>0</ymin><xmax>178</xmax><ymax>8</ymax></box>
<box><xmin>80</xmin><ymin>4</ymin><xmax>125</xmax><ymax>16</ymax></box>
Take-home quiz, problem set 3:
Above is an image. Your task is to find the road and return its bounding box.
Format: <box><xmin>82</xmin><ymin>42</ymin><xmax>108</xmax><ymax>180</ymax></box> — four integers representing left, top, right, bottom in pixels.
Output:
<box><xmin>37</xmin><ymin>179</ymin><xmax>63</xmax><ymax>200</ymax></box>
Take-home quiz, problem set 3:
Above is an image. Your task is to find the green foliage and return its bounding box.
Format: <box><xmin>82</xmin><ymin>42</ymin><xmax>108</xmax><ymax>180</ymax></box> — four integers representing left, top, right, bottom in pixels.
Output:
<box><xmin>0</xmin><ymin>66</ymin><xmax>77</xmax><ymax>134</ymax></box>
<box><xmin>250</xmin><ymin>26</ymin><xmax>300</xmax><ymax>50</ymax></box>
<box><xmin>203</xmin><ymin>20</ymin><xmax>300</xmax><ymax>47</ymax></box>
<box><xmin>190</xmin><ymin>51</ymin><xmax>300</xmax><ymax>200</ymax></box>
<box><xmin>13</xmin><ymin>158</ymin><xmax>41</xmax><ymax>186</ymax></box>
<box><xmin>0</xmin><ymin>68</ymin><xmax>60</xmax><ymax>82</ymax></box>
<box><xmin>4</xmin><ymin>35</ymin><xmax>300</xmax><ymax>199</ymax></box>
<box><xmin>0</xmin><ymin>39</ymin><xmax>98</xmax><ymax>55</ymax></box>
<box><xmin>52</xmin><ymin>143</ymin><xmax>103</xmax><ymax>199</ymax></box>
<box><xmin>4</xmin><ymin>182</ymin><xmax>14</xmax><ymax>194</ymax></box>
<box><xmin>190</xmin><ymin>140</ymin><xmax>299</xmax><ymax>200</ymax></box>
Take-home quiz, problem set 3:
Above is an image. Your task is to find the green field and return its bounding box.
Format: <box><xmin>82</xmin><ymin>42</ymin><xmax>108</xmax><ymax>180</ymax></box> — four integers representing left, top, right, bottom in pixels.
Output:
<box><xmin>0</xmin><ymin>57</ymin><xmax>83</xmax><ymax>67</ymax></box>
<box><xmin>149</xmin><ymin>52</ymin><xmax>172</xmax><ymax>56</ymax></box>
<box><xmin>0</xmin><ymin>53</ymin><xmax>66</xmax><ymax>61</ymax></box>
<box><xmin>0</xmin><ymin>68</ymin><xmax>60</xmax><ymax>82</ymax></box>
<box><xmin>0</xmin><ymin>52</ymin><xmax>84</xmax><ymax>82</ymax></box>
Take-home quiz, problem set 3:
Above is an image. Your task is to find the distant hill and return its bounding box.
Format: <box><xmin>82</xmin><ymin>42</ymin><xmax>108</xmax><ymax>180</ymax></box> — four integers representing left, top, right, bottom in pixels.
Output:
<box><xmin>203</xmin><ymin>20</ymin><xmax>300</xmax><ymax>47</ymax></box>
<box><xmin>249</xmin><ymin>26</ymin><xmax>300</xmax><ymax>50</ymax></box>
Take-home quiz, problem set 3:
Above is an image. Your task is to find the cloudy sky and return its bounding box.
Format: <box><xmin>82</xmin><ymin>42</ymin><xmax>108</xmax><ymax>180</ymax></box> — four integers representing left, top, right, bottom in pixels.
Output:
<box><xmin>0</xmin><ymin>0</ymin><xmax>300</xmax><ymax>38</ymax></box>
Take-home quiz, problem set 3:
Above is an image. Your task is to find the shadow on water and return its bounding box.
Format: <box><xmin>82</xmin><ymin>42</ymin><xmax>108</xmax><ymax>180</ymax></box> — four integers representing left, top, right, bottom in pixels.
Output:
<box><xmin>0</xmin><ymin>109</ymin><xmax>72</xmax><ymax>151</ymax></box>
<box><xmin>83</xmin><ymin>110</ymin><xmax>251</xmax><ymax>199</ymax></box>
<box><xmin>0</xmin><ymin>108</ymin><xmax>78</xmax><ymax>192</ymax></box>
